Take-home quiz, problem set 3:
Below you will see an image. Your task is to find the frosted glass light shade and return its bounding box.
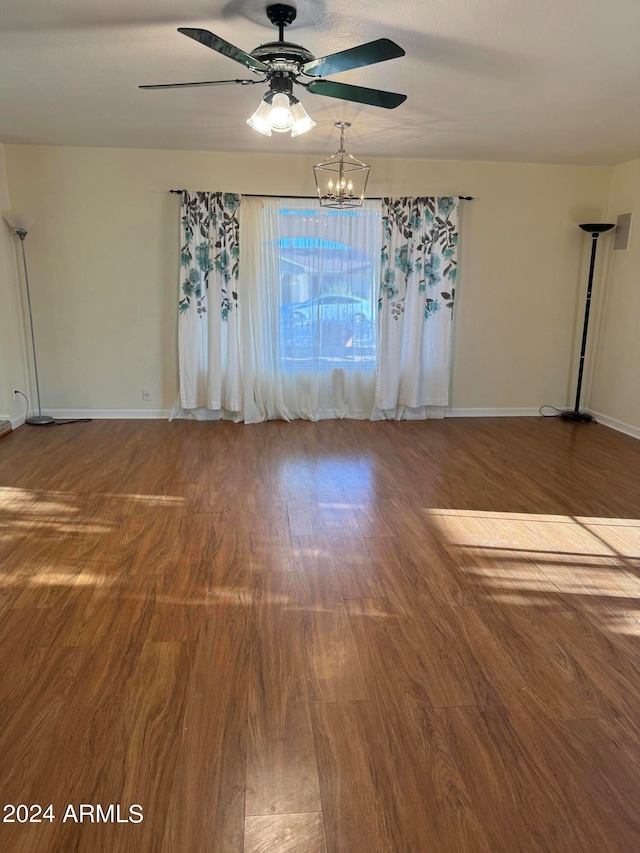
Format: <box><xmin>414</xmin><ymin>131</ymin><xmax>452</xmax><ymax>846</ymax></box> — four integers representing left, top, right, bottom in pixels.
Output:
<box><xmin>290</xmin><ymin>101</ymin><xmax>316</xmax><ymax>137</ymax></box>
<box><xmin>247</xmin><ymin>100</ymin><xmax>273</xmax><ymax>136</ymax></box>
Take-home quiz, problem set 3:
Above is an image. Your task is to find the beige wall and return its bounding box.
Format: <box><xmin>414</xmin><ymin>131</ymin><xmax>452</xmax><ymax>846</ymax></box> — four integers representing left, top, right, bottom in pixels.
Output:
<box><xmin>3</xmin><ymin>144</ymin><xmax>612</xmax><ymax>414</ymax></box>
<box><xmin>588</xmin><ymin>157</ymin><xmax>640</xmax><ymax>432</ymax></box>
<box><xmin>0</xmin><ymin>144</ymin><xmax>31</xmax><ymax>423</ymax></box>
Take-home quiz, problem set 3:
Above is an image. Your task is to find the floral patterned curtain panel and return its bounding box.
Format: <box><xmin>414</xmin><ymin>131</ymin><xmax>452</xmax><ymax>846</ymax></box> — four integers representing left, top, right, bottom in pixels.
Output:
<box><xmin>177</xmin><ymin>191</ymin><xmax>242</xmax><ymax>414</ymax></box>
<box><xmin>375</xmin><ymin>197</ymin><xmax>459</xmax><ymax>417</ymax></box>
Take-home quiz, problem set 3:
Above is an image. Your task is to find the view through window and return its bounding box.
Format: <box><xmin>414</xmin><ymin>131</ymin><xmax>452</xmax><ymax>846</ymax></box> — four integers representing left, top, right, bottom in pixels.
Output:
<box><xmin>277</xmin><ymin>206</ymin><xmax>381</xmax><ymax>370</ymax></box>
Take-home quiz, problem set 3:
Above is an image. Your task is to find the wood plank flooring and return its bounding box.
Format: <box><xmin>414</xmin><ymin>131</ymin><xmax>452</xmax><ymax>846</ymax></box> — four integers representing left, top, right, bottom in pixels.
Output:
<box><xmin>1</xmin><ymin>416</ymin><xmax>640</xmax><ymax>852</ymax></box>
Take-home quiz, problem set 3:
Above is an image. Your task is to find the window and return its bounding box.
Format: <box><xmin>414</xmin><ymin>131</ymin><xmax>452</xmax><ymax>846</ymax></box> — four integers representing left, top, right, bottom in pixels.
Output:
<box><xmin>276</xmin><ymin>207</ymin><xmax>381</xmax><ymax>370</ymax></box>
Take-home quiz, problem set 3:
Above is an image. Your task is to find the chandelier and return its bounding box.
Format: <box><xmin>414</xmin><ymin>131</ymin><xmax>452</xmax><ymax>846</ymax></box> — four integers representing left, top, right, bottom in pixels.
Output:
<box><xmin>313</xmin><ymin>122</ymin><xmax>370</xmax><ymax>208</ymax></box>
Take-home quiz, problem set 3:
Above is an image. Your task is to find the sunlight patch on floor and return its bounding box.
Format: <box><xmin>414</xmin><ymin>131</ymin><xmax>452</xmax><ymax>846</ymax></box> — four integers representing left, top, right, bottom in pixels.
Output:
<box><xmin>0</xmin><ymin>567</ymin><xmax>115</xmax><ymax>589</ymax></box>
<box><xmin>0</xmin><ymin>486</ymin><xmax>186</xmax><ymax>507</ymax></box>
<box><xmin>0</xmin><ymin>485</ymin><xmax>187</xmax><ymax>543</ymax></box>
<box><xmin>423</xmin><ymin>507</ymin><xmax>640</xmax><ymax>615</ymax></box>
<box><xmin>0</xmin><ymin>486</ymin><xmax>81</xmax><ymax>515</ymax></box>
<box><xmin>422</xmin><ymin>508</ymin><xmax>639</xmax><ymax>558</ymax></box>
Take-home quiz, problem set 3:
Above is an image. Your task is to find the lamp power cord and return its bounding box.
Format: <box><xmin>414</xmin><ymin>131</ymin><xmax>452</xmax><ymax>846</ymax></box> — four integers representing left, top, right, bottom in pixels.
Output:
<box><xmin>14</xmin><ymin>390</ymin><xmax>92</xmax><ymax>426</ymax></box>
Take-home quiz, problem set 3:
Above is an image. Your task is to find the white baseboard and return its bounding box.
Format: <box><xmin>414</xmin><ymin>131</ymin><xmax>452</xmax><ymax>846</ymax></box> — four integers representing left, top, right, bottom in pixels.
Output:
<box><xmin>585</xmin><ymin>411</ymin><xmax>640</xmax><ymax>441</ymax></box>
<box><xmin>445</xmin><ymin>406</ymin><xmax>639</xmax><ymax>441</ymax></box>
<box><xmin>0</xmin><ymin>414</ymin><xmax>27</xmax><ymax>432</ymax></box>
<box><xmin>12</xmin><ymin>407</ymin><xmax>640</xmax><ymax>440</ymax></box>
<box><xmin>40</xmin><ymin>406</ymin><xmax>545</xmax><ymax>421</ymax></box>
<box><xmin>445</xmin><ymin>407</ymin><xmax>542</xmax><ymax>418</ymax></box>
<box><xmin>46</xmin><ymin>409</ymin><xmax>172</xmax><ymax>420</ymax></box>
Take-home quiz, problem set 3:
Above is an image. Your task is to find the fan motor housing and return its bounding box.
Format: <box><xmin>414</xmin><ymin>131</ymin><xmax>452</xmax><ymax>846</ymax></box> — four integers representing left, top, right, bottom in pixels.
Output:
<box><xmin>250</xmin><ymin>41</ymin><xmax>315</xmax><ymax>73</ymax></box>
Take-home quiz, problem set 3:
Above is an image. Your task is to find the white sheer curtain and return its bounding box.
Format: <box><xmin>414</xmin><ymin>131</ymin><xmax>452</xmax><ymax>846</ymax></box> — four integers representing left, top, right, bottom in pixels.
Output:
<box><xmin>240</xmin><ymin>197</ymin><xmax>381</xmax><ymax>423</ymax></box>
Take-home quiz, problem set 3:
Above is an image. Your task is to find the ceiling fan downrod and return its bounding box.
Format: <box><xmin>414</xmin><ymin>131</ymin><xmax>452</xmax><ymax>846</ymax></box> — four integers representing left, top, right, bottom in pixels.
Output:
<box><xmin>266</xmin><ymin>4</ymin><xmax>297</xmax><ymax>43</ymax></box>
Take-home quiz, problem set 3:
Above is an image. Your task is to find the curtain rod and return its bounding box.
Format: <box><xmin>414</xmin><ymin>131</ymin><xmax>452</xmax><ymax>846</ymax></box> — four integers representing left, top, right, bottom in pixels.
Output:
<box><xmin>169</xmin><ymin>190</ymin><xmax>474</xmax><ymax>200</ymax></box>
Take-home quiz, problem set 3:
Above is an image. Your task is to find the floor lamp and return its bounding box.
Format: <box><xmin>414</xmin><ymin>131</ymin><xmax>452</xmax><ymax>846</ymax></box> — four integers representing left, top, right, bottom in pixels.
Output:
<box><xmin>4</xmin><ymin>215</ymin><xmax>55</xmax><ymax>425</ymax></box>
<box><xmin>561</xmin><ymin>222</ymin><xmax>615</xmax><ymax>423</ymax></box>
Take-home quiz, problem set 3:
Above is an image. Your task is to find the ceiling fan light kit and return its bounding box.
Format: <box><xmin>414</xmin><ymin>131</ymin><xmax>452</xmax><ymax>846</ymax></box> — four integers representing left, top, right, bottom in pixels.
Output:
<box><xmin>140</xmin><ymin>4</ymin><xmax>406</xmax><ymax>138</ymax></box>
<box><xmin>247</xmin><ymin>84</ymin><xmax>316</xmax><ymax>137</ymax></box>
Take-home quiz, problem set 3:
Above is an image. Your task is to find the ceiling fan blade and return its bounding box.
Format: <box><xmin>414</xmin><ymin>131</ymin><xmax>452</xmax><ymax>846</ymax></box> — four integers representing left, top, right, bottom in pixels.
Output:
<box><xmin>139</xmin><ymin>79</ymin><xmax>261</xmax><ymax>90</ymax></box>
<box><xmin>307</xmin><ymin>80</ymin><xmax>406</xmax><ymax>109</ymax></box>
<box><xmin>178</xmin><ymin>28</ymin><xmax>269</xmax><ymax>73</ymax></box>
<box><xmin>302</xmin><ymin>38</ymin><xmax>405</xmax><ymax>77</ymax></box>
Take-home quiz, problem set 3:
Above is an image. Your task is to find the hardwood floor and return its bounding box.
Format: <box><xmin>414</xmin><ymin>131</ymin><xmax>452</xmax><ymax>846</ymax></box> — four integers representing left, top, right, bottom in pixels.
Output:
<box><xmin>1</xmin><ymin>416</ymin><xmax>640</xmax><ymax>852</ymax></box>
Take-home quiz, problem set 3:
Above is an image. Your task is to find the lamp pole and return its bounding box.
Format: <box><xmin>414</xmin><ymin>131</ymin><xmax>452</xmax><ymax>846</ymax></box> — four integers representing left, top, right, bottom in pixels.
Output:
<box><xmin>12</xmin><ymin>226</ymin><xmax>55</xmax><ymax>425</ymax></box>
<box><xmin>561</xmin><ymin>222</ymin><xmax>615</xmax><ymax>423</ymax></box>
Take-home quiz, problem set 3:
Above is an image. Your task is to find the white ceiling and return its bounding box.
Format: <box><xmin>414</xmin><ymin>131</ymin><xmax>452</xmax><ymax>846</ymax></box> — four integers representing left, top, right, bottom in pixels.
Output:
<box><xmin>1</xmin><ymin>0</ymin><xmax>639</xmax><ymax>165</ymax></box>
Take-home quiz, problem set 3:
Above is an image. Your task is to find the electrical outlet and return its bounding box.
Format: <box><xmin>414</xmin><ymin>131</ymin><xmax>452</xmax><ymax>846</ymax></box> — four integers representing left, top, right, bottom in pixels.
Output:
<box><xmin>142</xmin><ymin>388</ymin><xmax>151</xmax><ymax>402</ymax></box>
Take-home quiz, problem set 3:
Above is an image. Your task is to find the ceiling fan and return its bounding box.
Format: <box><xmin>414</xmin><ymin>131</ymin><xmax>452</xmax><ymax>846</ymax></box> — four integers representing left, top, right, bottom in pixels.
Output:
<box><xmin>140</xmin><ymin>3</ymin><xmax>406</xmax><ymax>136</ymax></box>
